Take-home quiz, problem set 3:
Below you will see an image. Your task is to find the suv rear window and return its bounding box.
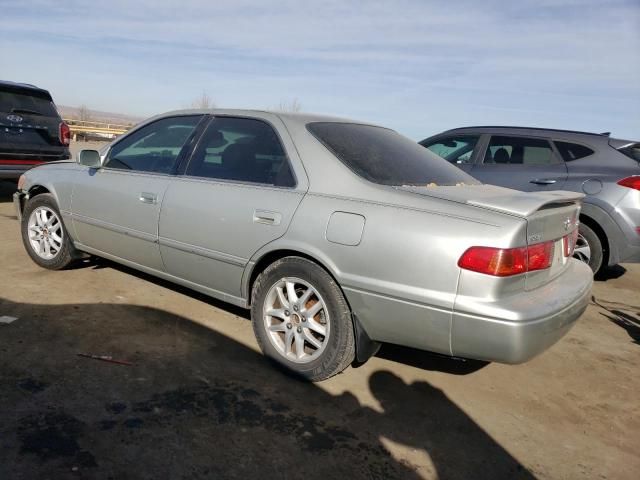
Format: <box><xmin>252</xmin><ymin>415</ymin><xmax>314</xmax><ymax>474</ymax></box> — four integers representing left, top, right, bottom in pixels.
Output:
<box><xmin>0</xmin><ymin>90</ymin><xmax>58</xmax><ymax>117</ymax></box>
<box><xmin>554</xmin><ymin>141</ymin><xmax>594</xmax><ymax>161</ymax></box>
<box><xmin>307</xmin><ymin>122</ymin><xmax>478</xmax><ymax>186</ymax></box>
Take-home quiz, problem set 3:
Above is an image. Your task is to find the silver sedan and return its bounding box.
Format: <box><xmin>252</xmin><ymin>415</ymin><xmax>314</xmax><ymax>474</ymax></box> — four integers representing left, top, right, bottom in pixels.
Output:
<box><xmin>14</xmin><ymin>109</ymin><xmax>593</xmax><ymax>381</ymax></box>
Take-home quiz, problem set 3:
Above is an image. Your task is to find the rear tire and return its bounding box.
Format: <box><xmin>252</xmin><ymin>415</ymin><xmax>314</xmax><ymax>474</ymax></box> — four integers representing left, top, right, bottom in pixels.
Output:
<box><xmin>251</xmin><ymin>256</ymin><xmax>355</xmax><ymax>381</ymax></box>
<box><xmin>574</xmin><ymin>223</ymin><xmax>603</xmax><ymax>275</ymax></box>
<box><xmin>21</xmin><ymin>193</ymin><xmax>75</xmax><ymax>270</ymax></box>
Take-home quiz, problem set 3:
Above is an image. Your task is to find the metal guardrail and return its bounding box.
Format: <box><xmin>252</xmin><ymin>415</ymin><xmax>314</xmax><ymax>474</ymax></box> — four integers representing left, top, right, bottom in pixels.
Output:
<box><xmin>63</xmin><ymin>118</ymin><xmax>133</xmax><ymax>140</ymax></box>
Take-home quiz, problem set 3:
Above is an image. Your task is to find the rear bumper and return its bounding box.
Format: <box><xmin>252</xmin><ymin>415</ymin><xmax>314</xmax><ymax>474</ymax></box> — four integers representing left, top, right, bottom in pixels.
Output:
<box><xmin>451</xmin><ymin>260</ymin><xmax>593</xmax><ymax>363</ymax></box>
<box><xmin>0</xmin><ymin>166</ymin><xmax>31</xmax><ymax>180</ymax></box>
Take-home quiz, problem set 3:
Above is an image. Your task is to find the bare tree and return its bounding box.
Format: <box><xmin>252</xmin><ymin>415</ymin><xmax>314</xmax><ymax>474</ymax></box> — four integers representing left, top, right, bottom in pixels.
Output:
<box><xmin>191</xmin><ymin>91</ymin><xmax>215</xmax><ymax>109</ymax></box>
<box><xmin>78</xmin><ymin>104</ymin><xmax>91</xmax><ymax>121</ymax></box>
<box><xmin>276</xmin><ymin>98</ymin><xmax>302</xmax><ymax>112</ymax></box>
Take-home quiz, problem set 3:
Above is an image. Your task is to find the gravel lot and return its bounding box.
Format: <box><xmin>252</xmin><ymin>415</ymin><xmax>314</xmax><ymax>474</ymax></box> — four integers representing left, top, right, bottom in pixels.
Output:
<box><xmin>1</xmin><ymin>179</ymin><xmax>639</xmax><ymax>479</ymax></box>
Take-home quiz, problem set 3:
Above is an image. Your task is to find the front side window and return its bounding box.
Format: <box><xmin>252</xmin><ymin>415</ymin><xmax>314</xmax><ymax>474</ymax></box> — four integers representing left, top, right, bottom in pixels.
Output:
<box><xmin>421</xmin><ymin>135</ymin><xmax>480</xmax><ymax>164</ymax></box>
<box><xmin>308</xmin><ymin>122</ymin><xmax>478</xmax><ymax>186</ymax></box>
<box><xmin>554</xmin><ymin>141</ymin><xmax>594</xmax><ymax>161</ymax></box>
<box><xmin>186</xmin><ymin>117</ymin><xmax>295</xmax><ymax>187</ymax></box>
<box><xmin>483</xmin><ymin>136</ymin><xmax>558</xmax><ymax>165</ymax></box>
<box><xmin>105</xmin><ymin>115</ymin><xmax>202</xmax><ymax>174</ymax></box>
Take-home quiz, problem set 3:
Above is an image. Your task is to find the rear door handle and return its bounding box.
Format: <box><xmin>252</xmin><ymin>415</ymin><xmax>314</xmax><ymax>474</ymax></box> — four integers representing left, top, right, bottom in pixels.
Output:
<box><xmin>139</xmin><ymin>192</ymin><xmax>157</xmax><ymax>204</ymax></box>
<box><xmin>530</xmin><ymin>179</ymin><xmax>557</xmax><ymax>185</ymax></box>
<box><xmin>253</xmin><ymin>209</ymin><xmax>282</xmax><ymax>225</ymax></box>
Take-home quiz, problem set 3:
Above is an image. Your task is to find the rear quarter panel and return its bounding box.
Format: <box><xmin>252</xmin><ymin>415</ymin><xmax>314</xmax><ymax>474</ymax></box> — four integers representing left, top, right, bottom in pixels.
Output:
<box><xmin>253</xmin><ymin>189</ymin><xmax>527</xmax><ymax>355</ymax></box>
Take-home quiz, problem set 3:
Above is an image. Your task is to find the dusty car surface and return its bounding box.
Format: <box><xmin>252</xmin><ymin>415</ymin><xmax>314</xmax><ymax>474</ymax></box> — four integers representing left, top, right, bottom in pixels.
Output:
<box><xmin>14</xmin><ymin>109</ymin><xmax>593</xmax><ymax>380</ymax></box>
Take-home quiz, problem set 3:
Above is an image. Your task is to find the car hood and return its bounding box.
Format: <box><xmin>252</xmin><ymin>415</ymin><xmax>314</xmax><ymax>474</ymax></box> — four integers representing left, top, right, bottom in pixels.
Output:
<box><xmin>398</xmin><ymin>184</ymin><xmax>585</xmax><ymax>218</ymax></box>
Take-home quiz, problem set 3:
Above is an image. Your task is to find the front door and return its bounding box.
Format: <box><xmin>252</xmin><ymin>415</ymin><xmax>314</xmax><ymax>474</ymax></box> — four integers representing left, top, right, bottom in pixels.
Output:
<box><xmin>470</xmin><ymin>134</ymin><xmax>568</xmax><ymax>191</ymax></box>
<box><xmin>71</xmin><ymin>115</ymin><xmax>204</xmax><ymax>270</ymax></box>
<box><xmin>158</xmin><ymin>115</ymin><xmax>307</xmax><ymax>300</ymax></box>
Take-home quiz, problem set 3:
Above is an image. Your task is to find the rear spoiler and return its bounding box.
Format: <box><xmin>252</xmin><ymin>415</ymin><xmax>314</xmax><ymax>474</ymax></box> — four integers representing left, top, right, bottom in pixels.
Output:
<box><xmin>467</xmin><ymin>190</ymin><xmax>584</xmax><ymax>217</ymax></box>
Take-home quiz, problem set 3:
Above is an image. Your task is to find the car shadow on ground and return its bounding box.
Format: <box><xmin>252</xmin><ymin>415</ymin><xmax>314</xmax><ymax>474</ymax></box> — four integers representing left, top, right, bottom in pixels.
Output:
<box><xmin>595</xmin><ymin>264</ymin><xmax>627</xmax><ymax>282</ymax></box>
<box><xmin>84</xmin><ymin>256</ymin><xmax>489</xmax><ymax>376</ymax></box>
<box><xmin>592</xmin><ymin>295</ymin><xmax>640</xmax><ymax>346</ymax></box>
<box><xmin>0</xmin><ymin>296</ymin><xmax>534</xmax><ymax>479</ymax></box>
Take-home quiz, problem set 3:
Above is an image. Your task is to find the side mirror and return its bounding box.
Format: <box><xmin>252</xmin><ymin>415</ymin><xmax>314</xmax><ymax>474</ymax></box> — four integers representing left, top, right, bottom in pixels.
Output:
<box><xmin>77</xmin><ymin>149</ymin><xmax>101</xmax><ymax>168</ymax></box>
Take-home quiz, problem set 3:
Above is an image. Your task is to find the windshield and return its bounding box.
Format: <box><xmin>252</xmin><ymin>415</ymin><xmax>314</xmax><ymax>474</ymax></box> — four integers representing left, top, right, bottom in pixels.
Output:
<box><xmin>307</xmin><ymin>122</ymin><xmax>479</xmax><ymax>186</ymax></box>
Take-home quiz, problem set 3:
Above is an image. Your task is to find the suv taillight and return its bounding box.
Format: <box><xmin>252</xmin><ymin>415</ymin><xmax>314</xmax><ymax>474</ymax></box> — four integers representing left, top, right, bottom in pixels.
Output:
<box><xmin>59</xmin><ymin>121</ymin><xmax>70</xmax><ymax>146</ymax></box>
<box><xmin>617</xmin><ymin>176</ymin><xmax>640</xmax><ymax>191</ymax></box>
<box><xmin>458</xmin><ymin>241</ymin><xmax>553</xmax><ymax>277</ymax></box>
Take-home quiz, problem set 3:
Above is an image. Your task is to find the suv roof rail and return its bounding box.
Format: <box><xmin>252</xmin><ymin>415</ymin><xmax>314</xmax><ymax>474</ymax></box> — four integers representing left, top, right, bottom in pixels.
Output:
<box><xmin>448</xmin><ymin>125</ymin><xmax>610</xmax><ymax>137</ymax></box>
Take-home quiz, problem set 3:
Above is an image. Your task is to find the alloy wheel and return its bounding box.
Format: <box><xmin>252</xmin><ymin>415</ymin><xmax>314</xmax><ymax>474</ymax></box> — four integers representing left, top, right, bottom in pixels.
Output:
<box><xmin>27</xmin><ymin>206</ymin><xmax>63</xmax><ymax>260</ymax></box>
<box><xmin>263</xmin><ymin>277</ymin><xmax>330</xmax><ymax>364</ymax></box>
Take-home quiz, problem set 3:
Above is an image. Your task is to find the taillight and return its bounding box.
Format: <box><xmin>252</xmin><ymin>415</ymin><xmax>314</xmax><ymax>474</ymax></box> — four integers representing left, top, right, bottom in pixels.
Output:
<box><xmin>458</xmin><ymin>241</ymin><xmax>554</xmax><ymax>277</ymax></box>
<box><xmin>617</xmin><ymin>176</ymin><xmax>640</xmax><ymax>190</ymax></box>
<box><xmin>563</xmin><ymin>229</ymin><xmax>579</xmax><ymax>257</ymax></box>
<box><xmin>59</xmin><ymin>121</ymin><xmax>70</xmax><ymax>146</ymax></box>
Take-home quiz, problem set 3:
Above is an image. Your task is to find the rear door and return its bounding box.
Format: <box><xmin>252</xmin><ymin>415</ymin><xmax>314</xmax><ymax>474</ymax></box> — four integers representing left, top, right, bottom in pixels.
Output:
<box><xmin>470</xmin><ymin>134</ymin><xmax>568</xmax><ymax>191</ymax></box>
<box><xmin>158</xmin><ymin>115</ymin><xmax>307</xmax><ymax>300</ymax></box>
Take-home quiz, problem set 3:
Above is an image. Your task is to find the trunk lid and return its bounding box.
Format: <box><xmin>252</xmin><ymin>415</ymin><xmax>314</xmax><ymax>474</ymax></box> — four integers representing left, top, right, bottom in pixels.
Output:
<box><xmin>399</xmin><ymin>184</ymin><xmax>583</xmax><ymax>289</ymax></box>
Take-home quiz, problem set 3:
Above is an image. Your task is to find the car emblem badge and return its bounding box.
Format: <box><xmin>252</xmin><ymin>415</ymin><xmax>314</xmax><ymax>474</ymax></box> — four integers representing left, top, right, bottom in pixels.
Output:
<box><xmin>563</xmin><ymin>218</ymin><xmax>572</xmax><ymax>231</ymax></box>
<box><xmin>6</xmin><ymin>114</ymin><xmax>23</xmax><ymax>123</ymax></box>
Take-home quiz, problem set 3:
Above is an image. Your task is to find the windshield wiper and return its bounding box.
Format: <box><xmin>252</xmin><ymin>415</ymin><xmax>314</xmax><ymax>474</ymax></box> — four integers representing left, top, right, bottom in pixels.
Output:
<box><xmin>10</xmin><ymin>108</ymin><xmax>44</xmax><ymax>116</ymax></box>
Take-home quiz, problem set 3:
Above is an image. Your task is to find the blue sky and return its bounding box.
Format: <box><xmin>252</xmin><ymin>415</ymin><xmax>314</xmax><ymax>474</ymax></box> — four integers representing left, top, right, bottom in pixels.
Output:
<box><xmin>1</xmin><ymin>0</ymin><xmax>638</xmax><ymax>139</ymax></box>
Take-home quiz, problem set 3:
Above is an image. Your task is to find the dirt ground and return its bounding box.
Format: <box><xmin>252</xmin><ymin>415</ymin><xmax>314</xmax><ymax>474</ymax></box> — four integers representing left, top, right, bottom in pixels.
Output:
<box><xmin>0</xmin><ymin>179</ymin><xmax>638</xmax><ymax>480</ymax></box>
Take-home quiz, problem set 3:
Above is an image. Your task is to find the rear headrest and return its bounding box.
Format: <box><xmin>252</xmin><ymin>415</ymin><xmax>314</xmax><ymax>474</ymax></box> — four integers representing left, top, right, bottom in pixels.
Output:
<box><xmin>222</xmin><ymin>143</ymin><xmax>256</xmax><ymax>172</ymax></box>
<box><xmin>493</xmin><ymin>148</ymin><xmax>510</xmax><ymax>164</ymax></box>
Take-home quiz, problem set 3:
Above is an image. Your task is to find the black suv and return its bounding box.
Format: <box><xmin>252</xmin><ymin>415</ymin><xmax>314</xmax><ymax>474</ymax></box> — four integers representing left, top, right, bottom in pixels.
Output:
<box><xmin>0</xmin><ymin>80</ymin><xmax>70</xmax><ymax>180</ymax></box>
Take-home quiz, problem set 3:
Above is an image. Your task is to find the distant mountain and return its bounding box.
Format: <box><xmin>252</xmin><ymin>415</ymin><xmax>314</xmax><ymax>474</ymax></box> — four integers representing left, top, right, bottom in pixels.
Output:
<box><xmin>57</xmin><ymin>105</ymin><xmax>144</xmax><ymax>126</ymax></box>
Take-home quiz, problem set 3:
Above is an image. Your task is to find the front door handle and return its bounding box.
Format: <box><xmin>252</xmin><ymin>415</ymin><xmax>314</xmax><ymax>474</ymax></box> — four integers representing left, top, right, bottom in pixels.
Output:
<box><xmin>253</xmin><ymin>209</ymin><xmax>282</xmax><ymax>226</ymax></box>
<box><xmin>139</xmin><ymin>192</ymin><xmax>157</xmax><ymax>204</ymax></box>
<box><xmin>530</xmin><ymin>179</ymin><xmax>557</xmax><ymax>185</ymax></box>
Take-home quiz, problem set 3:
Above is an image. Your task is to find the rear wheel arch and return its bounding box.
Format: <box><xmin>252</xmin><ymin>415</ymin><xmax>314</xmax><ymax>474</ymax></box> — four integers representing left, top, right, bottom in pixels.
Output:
<box><xmin>246</xmin><ymin>249</ymin><xmax>341</xmax><ymax>306</ymax></box>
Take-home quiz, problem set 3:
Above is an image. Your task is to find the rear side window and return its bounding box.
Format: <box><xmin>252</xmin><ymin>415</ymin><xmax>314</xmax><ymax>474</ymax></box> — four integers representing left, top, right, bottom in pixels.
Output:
<box><xmin>0</xmin><ymin>90</ymin><xmax>58</xmax><ymax>117</ymax></box>
<box><xmin>186</xmin><ymin>117</ymin><xmax>295</xmax><ymax>187</ymax></box>
<box><xmin>105</xmin><ymin>115</ymin><xmax>202</xmax><ymax>174</ymax></box>
<box><xmin>483</xmin><ymin>136</ymin><xmax>558</xmax><ymax>165</ymax></box>
<box><xmin>554</xmin><ymin>141</ymin><xmax>594</xmax><ymax>161</ymax></box>
<box><xmin>421</xmin><ymin>135</ymin><xmax>480</xmax><ymax>164</ymax></box>
<box><xmin>308</xmin><ymin>122</ymin><xmax>478</xmax><ymax>186</ymax></box>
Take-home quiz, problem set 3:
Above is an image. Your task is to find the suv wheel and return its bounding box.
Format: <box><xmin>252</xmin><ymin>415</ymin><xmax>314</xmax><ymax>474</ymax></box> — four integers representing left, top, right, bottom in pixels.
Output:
<box><xmin>21</xmin><ymin>193</ymin><xmax>75</xmax><ymax>270</ymax></box>
<box><xmin>573</xmin><ymin>223</ymin><xmax>603</xmax><ymax>275</ymax></box>
<box><xmin>251</xmin><ymin>257</ymin><xmax>355</xmax><ymax>381</ymax></box>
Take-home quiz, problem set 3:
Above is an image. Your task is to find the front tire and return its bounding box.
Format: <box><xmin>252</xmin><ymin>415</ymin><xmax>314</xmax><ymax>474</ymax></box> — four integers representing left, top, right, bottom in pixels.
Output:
<box><xmin>21</xmin><ymin>193</ymin><xmax>75</xmax><ymax>270</ymax></box>
<box><xmin>251</xmin><ymin>257</ymin><xmax>355</xmax><ymax>381</ymax></box>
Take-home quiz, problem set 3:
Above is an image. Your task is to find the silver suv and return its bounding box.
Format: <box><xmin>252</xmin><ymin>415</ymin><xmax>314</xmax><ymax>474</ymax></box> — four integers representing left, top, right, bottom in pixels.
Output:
<box><xmin>421</xmin><ymin>127</ymin><xmax>640</xmax><ymax>275</ymax></box>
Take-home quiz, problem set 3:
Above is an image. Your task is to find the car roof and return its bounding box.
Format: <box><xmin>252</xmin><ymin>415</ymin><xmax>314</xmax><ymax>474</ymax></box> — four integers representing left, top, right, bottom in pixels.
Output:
<box><xmin>0</xmin><ymin>80</ymin><xmax>52</xmax><ymax>98</ymax></box>
<box><xmin>157</xmin><ymin>108</ymin><xmax>381</xmax><ymax>128</ymax></box>
<box><xmin>425</xmin><ymin>125</ymin><xmax>615</xmax><ymax>144</ymax></box>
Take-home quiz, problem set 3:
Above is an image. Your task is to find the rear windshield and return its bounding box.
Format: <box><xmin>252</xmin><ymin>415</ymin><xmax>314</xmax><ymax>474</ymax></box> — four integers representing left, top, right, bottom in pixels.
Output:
<box><xmin>307</xmin><ymin>122</ymin><xmax>479</xmax><ymax>186</ymax></box>
<box><xmin>619</xmin><ymin>143</ymin><xmax>640</xmax><ymax>162</ymax></box>
<box><xmin>0</xmin><ymin>89</ymin><xmax>58</xmax><ymax>117</ymax></box>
